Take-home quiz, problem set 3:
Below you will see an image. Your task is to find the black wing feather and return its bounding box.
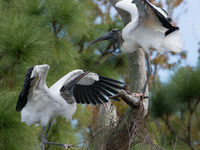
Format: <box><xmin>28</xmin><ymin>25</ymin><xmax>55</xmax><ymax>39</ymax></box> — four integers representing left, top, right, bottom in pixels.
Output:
<box><xmin>80</xmin><ymin>87</ymin><xmax>90</xmax><ymax>104</ymax></box>
<box><xmin>99</xmin><ymin>75</ymin><xmax>124</xmax><ymax>84</ymax></box>
<box><xmin>99</xmin><ymin>78</ymin><xmax>126</xmax><ymax>90</ymax></box>
<box><xmin>93</xmin><ymin>83</ymin><xmax>112</xmax><ymax>97</ymax></box>
<box><xmin>89</xmin><ymin>91</ymin><xmax>101</xmax><ymax>105</ymax></box>
<box><xmin>83</xmin><ymin>86</ymin><xmax>96</xmax><ymax>105</ymax></box>
<box><xmin>93</xmin><ymin>83</ymin><xmax>120</xmax><ymax>102</ymax></box>
<box><xmin>132</xmin><ymin>0</ymin><xmax>179</xmax><ymax>36</ymax></box>
<box><xmin>90</xmin><ymin>87</ymin><xmax>109</xmax><ymax>103</ymax></box>
<box><xmin>146</xmin><ymin>2</ymin><xmax>179</xmax><ymax>35</ymax></box>
<box><xmin>73</xmin><ymin>74</ymin><xmax>124</xmax><ymax>105</ymax></box>
<box><xmin>73</xmin><ymin>85</ymin><xmax>79</xmax><ymax>103</ymax></box>
<box><xmin>16</xmin><ymin>66</ymin><xmax>35</xmax><ymax>112</ymax></box>
<box><xmin>95</xmin><ymin>82</ymin><xmax>118</xmax><ymax>94</ymax></box>
<box><xmin>76</xmin><ymin>85</ymin><xmax>83</xmax><ymax>104</ymax></box>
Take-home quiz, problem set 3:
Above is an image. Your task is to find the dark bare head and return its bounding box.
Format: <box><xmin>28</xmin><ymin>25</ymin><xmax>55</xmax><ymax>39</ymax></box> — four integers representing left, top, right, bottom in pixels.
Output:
<box><xmin>60</xmin><ymin>71</ymin><xmax>90</xmax><ymax>104</ymax></box>
<box><xmin>87</xmin><ymin>29</ymin><xmax>124</xmax><ymax>47</ymax></box>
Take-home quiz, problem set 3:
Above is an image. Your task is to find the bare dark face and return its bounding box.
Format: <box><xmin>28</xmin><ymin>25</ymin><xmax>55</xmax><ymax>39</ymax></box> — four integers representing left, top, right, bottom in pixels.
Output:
<box><xmin>87</xmin><ymin>29</ymin><xmax>123</xmax><ymax>47</ymax></box>
<box><xmin>60</xmin><ymin>71</ymin><xmax>90</xmax><ymax>103</ymax></box>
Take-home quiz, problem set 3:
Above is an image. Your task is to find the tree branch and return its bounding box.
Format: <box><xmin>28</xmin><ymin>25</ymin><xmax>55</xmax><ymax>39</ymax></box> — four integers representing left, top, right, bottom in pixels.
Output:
<box><xmin>78</xmin><ymin>36</ymin><xmax>86</xmax><ymax>53</ymax></box>
<box><xmin>52</xmin><ymin>21</ymin><xmax>62</xmax><ymax>38</ymax></box>
<box><xmin>93</xmin><ymin>42</ymin><xmax>113</xmax><ymax>67</ymax></box>
<box><xmin>93</xmin><ymin>0</ymin><xmax>149</xmax><ymax>149</ymax></box>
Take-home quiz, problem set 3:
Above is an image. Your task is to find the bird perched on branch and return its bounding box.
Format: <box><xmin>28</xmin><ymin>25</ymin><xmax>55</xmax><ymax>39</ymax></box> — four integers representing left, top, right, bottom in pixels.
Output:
<box><xmin>88</xmin><ymin>0</ymin><xmax>184</xmax><ymax>97</ymax></box>
<box><xmin>16</xmin><ymin>64</ymin><xmax>124</xmax><ymax>150</ymax></box>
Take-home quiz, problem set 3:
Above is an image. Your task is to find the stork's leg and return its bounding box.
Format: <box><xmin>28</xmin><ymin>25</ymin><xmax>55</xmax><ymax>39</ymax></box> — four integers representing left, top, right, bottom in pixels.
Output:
<box><xmin>41</xmin><ymin>123</ymin><xmax>77</xmax><ymax>150</ymax></box>
<box><xmin>44</xmin><ymin>122</ymin><xmax>52</xmax><ymax>140</ymax></box>
<box><xmin>40</xmin><ymin>123</ymin><xmax>53</xmax><ymax>150</ymax></box>
<box><xmin>40</xmin><ymin>126</ymin><xmax>46</xmax><ymax>150</ymax></box>
<box><xmin>142</xmin><ymin>52</ymin><xmax>153</xmax><ymax>95</ymax></box>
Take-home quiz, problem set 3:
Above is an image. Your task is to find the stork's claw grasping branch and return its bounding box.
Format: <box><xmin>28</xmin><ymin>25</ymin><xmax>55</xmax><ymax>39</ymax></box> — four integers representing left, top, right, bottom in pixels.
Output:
<box><xmin>64</xmin><ymin>144</ymin><xmax>78</xmax><ymax>150</ymax></box>
<box><xmin>109</xmin><ymin>89</ymin><xmax>149</xmax><ymax>109</ymax></box>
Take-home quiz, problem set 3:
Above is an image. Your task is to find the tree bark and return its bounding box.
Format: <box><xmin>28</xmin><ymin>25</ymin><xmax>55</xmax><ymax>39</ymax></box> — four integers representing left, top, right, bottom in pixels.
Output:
<box><xmin>92</xmin><ymin>0</ymin><xmax>149</xmax><ymax>149</ymax></box>
<box><xmin>107</xmin><ymin>0</ymin><xmax>148</xmax><ymax>111</ymax></box>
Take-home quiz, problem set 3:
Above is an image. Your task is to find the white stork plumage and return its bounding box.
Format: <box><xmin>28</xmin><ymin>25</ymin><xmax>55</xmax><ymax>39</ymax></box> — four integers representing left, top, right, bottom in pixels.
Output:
<box><xmin>88</xmin><ymin>0</ymin><xmax>184</xmax><ymax>96</ymax></box>
<box><xmin>16</xmin><ymin>64</ymin><xmax>124</xmax><ymax>150</ymax></box>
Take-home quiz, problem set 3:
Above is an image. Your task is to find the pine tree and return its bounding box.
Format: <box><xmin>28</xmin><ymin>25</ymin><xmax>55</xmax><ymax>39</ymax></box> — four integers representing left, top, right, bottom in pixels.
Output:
<box><xmin>0</xmin><ymin>0</ymin><xmax>127</xmax><ymax>149</ymax></box>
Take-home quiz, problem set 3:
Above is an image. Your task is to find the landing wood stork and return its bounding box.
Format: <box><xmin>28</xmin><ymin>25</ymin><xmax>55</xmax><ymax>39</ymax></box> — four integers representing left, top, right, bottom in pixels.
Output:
<box><xmin>88</xmin><ymin>0</ymin><xmax>184</xmax><ymax>96</ymax></box>
<box><xmin>16</xmin><ymin>64</ymin><xmax>124</xmax><ymax>150</ymax></box>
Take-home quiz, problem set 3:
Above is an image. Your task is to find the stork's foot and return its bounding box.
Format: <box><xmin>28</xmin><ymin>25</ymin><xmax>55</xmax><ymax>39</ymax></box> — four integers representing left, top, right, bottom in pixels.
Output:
<box><xmin>42</xmin><ymin>141</ymin><xmax>77</xmax><ymax>150</ymax></box>
<box><xmin>132</xmin><ymin>92</ymin><xmax>144</xmax><ymax>99</ymax></box>
<box><xmin>63</xmin><ymin>144</ymin><xmax>77</xmax><ymax>150</ymax></box>
<box><xmin>131</xmin><ymin>92</ymin><xmax>149</xmax><ymax>111</ymax></box>
<box><xmin>109</xmin><ymin>90</ymin><xmax>149</xmax><ymax>110</ymax></box>
<box><xmin>132</xmin><ymin>92</ymin><xmax>149</xmax><ymax>99</ymax></box>
<box><xmin>132</xmin><ymin>93</ymin><xmax>145</xmax><ymax>110</ymax></box>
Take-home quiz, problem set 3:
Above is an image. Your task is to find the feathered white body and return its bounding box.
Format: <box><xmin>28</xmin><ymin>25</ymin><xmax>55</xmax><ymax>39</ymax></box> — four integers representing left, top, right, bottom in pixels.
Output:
<box><xmin>116</xmin><ymin>0</ymin><xmax>184</xmax><ymax>53</ymax></box>
<box><xmin>21</xmin><ymin>64</ymin><xmax>99</xmax><ymax>127</ymax></box>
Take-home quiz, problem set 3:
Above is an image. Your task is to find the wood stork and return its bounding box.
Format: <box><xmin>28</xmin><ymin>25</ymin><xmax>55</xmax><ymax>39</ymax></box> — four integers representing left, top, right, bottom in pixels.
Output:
<box><xmin>88</xmin><ymin>0</ymin><xmax>184</xmax><ymax>96</ymax></box>
<box><xmin>16</xmin><ymin>64</ymin><xmax>124</xmax><ymax>150</ymax></box>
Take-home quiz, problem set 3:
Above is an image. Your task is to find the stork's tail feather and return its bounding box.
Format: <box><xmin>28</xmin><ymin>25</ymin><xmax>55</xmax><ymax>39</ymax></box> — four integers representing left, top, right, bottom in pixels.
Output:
<box><xmin>165</xmin><ymin>27</ymin><xmax>179</xmax><ymax>36</ymax></box>
<box><xmin>163</xmin><ymin>30</ymin><xmax>184</xmax><ymax>52</ymax></box>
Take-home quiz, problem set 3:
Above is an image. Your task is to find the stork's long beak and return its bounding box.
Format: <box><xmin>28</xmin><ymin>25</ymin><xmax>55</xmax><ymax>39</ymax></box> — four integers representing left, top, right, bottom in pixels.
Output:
<box><xmin>87</xmin><ymin>33</ymin><xmax>112</xmax><ymax>47</ymax></box>
<box><xmin>87</xmin><ymin>29</ymin><xmax>122</xmax><ymax>47</ymax></box>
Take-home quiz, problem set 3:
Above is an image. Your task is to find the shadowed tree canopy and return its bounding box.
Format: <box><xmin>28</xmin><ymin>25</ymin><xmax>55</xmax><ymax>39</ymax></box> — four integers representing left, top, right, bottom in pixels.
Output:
<box><xmin>151</xmin><ymin>66</ymin><xmax>200</xmax><ymax>150</ymax></box>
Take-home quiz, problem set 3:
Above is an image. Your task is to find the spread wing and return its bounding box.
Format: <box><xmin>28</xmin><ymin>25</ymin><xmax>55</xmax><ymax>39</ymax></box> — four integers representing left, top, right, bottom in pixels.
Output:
<box><xmin>132</xmin><ymin>0</ymin><xmax>179</xmax><ymax>35</ymax></box>
<box><xmin>16</xmin><ymin>66</ymin><xmax>35</xmax><ymax>112</ymax></box>
<box><xmin>73</xmin><ymin>75</ymin><xmax>125</xmax><ymax>105</ymax></box>
<box><xmin>16</xmin><ymin>65</ymin><xmax>50</xmax><ymax>112</ymax></box>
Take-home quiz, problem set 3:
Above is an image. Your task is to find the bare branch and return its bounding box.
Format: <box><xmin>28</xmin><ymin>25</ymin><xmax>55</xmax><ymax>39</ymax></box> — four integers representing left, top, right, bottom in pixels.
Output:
<box><xmin>109</xmin><ymin>89</ymin><xmax>145</xmax><ymax>109</ymax></box>
<box><xmin>93</xmin><ymin>42</ymin><xmax>113</xmax><ymax>67</ymax></box>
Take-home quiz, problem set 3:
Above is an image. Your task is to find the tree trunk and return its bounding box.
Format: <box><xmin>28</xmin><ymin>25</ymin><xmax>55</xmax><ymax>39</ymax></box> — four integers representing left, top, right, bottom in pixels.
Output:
<box><xmin>92</xmin><ymin>0</ymin><xmax>149</xmax><ymax>149</ymax></box>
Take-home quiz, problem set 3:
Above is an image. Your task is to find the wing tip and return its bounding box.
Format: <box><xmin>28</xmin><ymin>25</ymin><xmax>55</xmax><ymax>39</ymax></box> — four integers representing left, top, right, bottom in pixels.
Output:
<box><xmin>16</xmin><ymin>66</ymin><xmax>35</xmax><ymax>112</ymax></box>
<box><xmin>165</xmin><ymin>27</ymin><xmax>179</xmax><ymax>36</ymax></box>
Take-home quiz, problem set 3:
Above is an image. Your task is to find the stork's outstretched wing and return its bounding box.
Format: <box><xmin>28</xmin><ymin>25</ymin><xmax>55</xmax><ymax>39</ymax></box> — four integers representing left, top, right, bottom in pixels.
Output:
<box><xmin>132</xmin><ymin>0</ymin><xmax>179</xmax><ymax>35</ymax></box>
<box><xmin>73</xmin><ymin>75</ymin><xmax>125</xmax><ymax>105</ymax></box>
<box><xmin>16</xmin><ymin>66</ymin><xmax>35</xmax><ymax>112</ymax></box>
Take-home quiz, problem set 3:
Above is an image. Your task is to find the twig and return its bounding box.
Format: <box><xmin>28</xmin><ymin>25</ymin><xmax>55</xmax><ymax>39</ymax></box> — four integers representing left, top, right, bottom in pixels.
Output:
<box><xmin>171</xmin><ymin>136</ymin><xmax>178</xmax><ymax>150</ymax></box>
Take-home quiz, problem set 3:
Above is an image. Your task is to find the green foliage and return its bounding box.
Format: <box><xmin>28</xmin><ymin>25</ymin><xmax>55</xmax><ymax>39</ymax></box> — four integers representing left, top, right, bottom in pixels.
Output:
<box><xmin>151</xmin><ymin>82</ymin><xmax>180</xmax><ymax>118</ymax></box>
<box><xmin>0</xmin><ymin>14</ymin><xmax>52</xmax><ymax>62</ymax></box>
<box><xmin>170</xmin><ymin>67</ymin><xmax>200</xmax><ymax>102</ymax></box>
<box><xmin>0</xmin><ymin>0</ymin><xmax>127</xmax><ymax>149</ymax></box>
<box><xmin>0</xmin><ymin>91</ymin><xmax>39</xmax><ymax>150</ymax></box>
<box><xmin>151</xmin><ymin>67</ymin><xmax>200</xmax><ymax>117</ymax></box>
<box><xmin>151</xmin><ymin>67</ymin><xmax>200</xmax><ymax>149</ymax></box>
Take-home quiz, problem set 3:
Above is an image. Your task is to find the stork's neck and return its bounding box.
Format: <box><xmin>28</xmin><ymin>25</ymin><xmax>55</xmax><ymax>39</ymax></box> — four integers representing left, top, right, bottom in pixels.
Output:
<box><xmin>122</xmin><ymin>4</ymin><xmax>139</xmax><ymax>37</ymax></box>
<box><xmin>128</xmin><ymin>3</ymin><xmax>139</xmax><ymax>22</ymax></box>
<box><xmin>36</xmin><ymin>70</ymin><xmax>49</xmax><ymax>91</ymax></box>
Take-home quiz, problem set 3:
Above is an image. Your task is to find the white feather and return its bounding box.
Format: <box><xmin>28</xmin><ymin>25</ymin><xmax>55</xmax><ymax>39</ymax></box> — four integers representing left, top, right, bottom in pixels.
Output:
<box><xmin>163</xmin><ymin>30</ymin><xmax>184</xmax><ymax>52</ymax></box>
<box><xmin>77</xmin><ymin>73</ymin><xmax>99</xmax><ymax>85</ymax></box>
<box><xmin>21</xmin><ymin>66</ymin><xmax>100</xmax><ymax>127</ymax></box>
<box><xmin>115</xmin><ymin>0</ymin><xmax>184</xmax><ymax>53</ymax></box>
<box><xmin>50</xmin><ymin>69</ymin><xmax>99</xmax><ymax>93</ymax></box>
